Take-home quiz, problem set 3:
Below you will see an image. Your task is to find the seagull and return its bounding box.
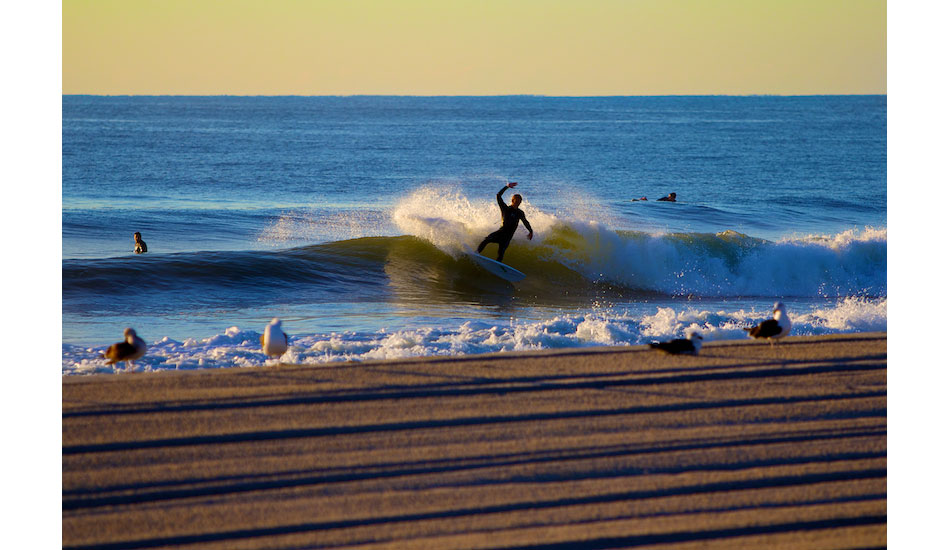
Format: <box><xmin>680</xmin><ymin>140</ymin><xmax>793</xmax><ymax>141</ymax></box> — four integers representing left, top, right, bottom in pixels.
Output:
<box><xmin>649</xmin><ymin>332</ymin><xmax>703</xmax><ymax>355</ymax></box>
<box><xmin>261</xmin><ymin>318</ymin><xmax>289</xmax><ymax>364</ymax></box>
<box><xmin>101</xmin><ymin>328</ymin><xmax>147</xmax><ymax>370</ymax></box>
<box><xmin>745</xmin><ymin>302</ymin><xmax>792</xmax><ymax>345</ymax></box>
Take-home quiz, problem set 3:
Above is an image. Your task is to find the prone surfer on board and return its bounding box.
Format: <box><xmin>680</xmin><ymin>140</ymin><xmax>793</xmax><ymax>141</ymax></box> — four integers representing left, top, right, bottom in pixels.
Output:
<box><xmin>477</xmin><ymin>182</ymin><xmax>533</xmax><ymax>262</ymax></box>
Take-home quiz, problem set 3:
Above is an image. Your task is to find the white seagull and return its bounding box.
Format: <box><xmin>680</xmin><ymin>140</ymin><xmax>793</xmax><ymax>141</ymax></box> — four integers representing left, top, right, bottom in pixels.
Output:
<box><xmin>101</xmin><ymin>328</ymin><xmax>147</xmax><ymax>370</ymax></box>
<box><xmin>649</xmin><ymin>332</ymin><xmax>703</xmax><ymax>355</ymax></box>
<box><xmin>261</xmin><ymin>318</ymin><xmax>289</xmax><ymax>364</ymax></box>
<box><xmin>745</xmin><ymin>302</ymin><xmax>792</xmax><ymax>345</ymax></box>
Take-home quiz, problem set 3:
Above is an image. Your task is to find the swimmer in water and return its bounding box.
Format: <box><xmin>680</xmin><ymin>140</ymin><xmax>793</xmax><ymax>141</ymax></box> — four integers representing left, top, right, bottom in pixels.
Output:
<box><xmin>657</xmin><ymin>192</ymin><xmax>677</xmax><ymax>202</ymax></box>
<box><xmin>477</xmin><ymin>182</ymin><xmax>533</xmax><ymax>263</ymax></box>
<box><xmin>133</xmin><ymin>232</ymin><xmax>147</xmax><ymax>254</ymax></box>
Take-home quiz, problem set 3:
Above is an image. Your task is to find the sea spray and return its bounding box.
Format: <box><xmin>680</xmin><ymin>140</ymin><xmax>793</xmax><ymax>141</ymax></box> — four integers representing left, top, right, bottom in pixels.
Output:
<box><xmin>257</xmin><ymin>208</ymin><xmax>395</xmax><ymax>246</ymax></box>
<box><xmin>392</xmin><ymin>183</ymin><xmax>562</xmax><ymax>254</ymax></box>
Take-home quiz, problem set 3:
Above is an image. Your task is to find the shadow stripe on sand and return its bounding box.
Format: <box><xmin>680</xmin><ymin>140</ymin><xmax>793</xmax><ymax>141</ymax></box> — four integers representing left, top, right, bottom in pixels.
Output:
<box><xmin>62</xmin><ymin>390</ymin><xmax>885</xmax><ymax>455</ymax></box>
<box><xmin>63</xmin><ymin>356</ymin><xmax>885</xmax><ymax>418</ymax></box>
<box><xmin>499</xmin><ymin>515</ymin><xmax>887</xmax><ymax>550</ymax></box>
<box><xmin>62</xmin><ymin>468</ymin><xmax>885</xmax><ymax>550</ymax></box>
<box><xmin>63</xmin><ymin>437</ymin><xmax>885</xmax><ymax>510</ymax></box>
<box><xmin>63</xmin><ymin>425</ymin><xmax>883</xmax><ymax>497</ymax></box>
<box><xmin>64</xmin><ymin>423</ymin><xmax>882</xmax><ymax>496</ymax></box>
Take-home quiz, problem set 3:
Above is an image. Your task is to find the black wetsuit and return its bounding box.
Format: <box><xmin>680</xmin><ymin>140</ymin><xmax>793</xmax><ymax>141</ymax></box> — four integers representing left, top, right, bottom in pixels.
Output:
<box><xmin>477</xmin><ymin>186</ymin><xmax>532</xmax><ymax>262</ymax></box>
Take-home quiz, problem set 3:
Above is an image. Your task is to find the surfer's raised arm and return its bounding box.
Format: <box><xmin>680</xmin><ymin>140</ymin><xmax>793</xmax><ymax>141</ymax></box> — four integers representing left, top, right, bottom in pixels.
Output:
<box><xmin>497</xmin><ymin>182</ymin><xmax>517</xmax><ymax>209</ymax></box>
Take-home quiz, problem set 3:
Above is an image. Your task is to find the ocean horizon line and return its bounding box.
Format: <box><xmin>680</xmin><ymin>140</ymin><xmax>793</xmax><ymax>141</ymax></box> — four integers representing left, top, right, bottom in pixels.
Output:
<box><xmin>62</xmin><ymin>93</ymin><xmax>887</xmax><ymax>99</ymax></box>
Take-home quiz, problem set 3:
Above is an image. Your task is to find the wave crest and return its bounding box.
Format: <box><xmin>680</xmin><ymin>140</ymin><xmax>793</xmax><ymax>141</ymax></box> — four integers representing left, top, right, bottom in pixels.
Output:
<box><xmin>393</xmin><ymin>186</ymin><xmax>885</xmax><ymax>298</ymax></box>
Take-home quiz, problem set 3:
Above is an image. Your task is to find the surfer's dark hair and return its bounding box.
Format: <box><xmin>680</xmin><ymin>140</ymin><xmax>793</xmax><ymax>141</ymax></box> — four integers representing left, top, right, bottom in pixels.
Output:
<box><xmin>512</xmin><ymin>194</ymin><xmax>522</xmax><ymax>202</ymax></box>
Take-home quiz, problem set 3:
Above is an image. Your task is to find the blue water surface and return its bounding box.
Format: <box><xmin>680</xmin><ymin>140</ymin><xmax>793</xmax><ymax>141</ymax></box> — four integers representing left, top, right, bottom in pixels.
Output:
<box><xmin>62</xmin><ymin>95</ymin><xmax>886</xmax><ymax>349</ymax></box>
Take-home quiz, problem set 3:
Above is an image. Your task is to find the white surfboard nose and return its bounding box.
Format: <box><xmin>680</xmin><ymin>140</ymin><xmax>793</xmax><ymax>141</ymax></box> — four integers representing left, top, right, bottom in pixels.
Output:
<box><xmin>463</xmin><ymin>244</ymin><xmax>527</xmax><ymax>282</ymax></box>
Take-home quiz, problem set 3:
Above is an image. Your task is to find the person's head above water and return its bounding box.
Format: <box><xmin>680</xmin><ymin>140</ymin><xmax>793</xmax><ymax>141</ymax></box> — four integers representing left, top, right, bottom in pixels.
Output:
<box><xmin>133</xmin><ymin>232</ymin><xmax>143</xmax><ymax>241</ymax></box>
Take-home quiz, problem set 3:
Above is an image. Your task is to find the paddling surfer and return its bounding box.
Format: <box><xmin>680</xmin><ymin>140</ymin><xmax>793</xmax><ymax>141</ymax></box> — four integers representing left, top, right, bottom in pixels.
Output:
<box><xmin>477</xmin><ymin>182</ymin><xmax>533</xmax><ymax>262</ymax></box>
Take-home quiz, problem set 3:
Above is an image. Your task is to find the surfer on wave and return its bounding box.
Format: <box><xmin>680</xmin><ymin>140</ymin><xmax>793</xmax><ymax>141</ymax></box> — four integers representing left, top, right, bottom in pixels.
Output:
<box><xmin>477</xmin><ymin>182</ymin><xmax>533</xmax><ymax>262</ymax></box>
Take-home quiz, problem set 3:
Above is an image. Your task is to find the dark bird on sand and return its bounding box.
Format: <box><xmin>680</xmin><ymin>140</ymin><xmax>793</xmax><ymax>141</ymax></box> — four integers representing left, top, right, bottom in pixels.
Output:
<box><xmin>101</xmin><ymin>328</ymin><xmax>147</xmax><ymax>370</ymax></box>
<box><xmin>745</xmin><ymin>302</ymin><xmax>792</xmax><ymax>345</ymax></box>
<box><xmin>649</xmin><ymin>332</ymin><xmax>703</xmax><ymax>355</ymax></box>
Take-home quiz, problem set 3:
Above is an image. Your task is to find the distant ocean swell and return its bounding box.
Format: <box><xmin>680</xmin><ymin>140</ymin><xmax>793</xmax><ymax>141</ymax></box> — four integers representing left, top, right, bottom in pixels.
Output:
<box><xmin>62</xmin><ymin>297</ymin><xmax>887</xmax><ymax>375</ymax></box>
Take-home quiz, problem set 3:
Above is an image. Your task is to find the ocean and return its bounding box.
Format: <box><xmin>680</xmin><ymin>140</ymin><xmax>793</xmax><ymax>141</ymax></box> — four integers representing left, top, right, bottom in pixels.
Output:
<box><xmin>62</xmin><ymin>95</ymin><xmax>886</xmax><ymax>375</ymax></box>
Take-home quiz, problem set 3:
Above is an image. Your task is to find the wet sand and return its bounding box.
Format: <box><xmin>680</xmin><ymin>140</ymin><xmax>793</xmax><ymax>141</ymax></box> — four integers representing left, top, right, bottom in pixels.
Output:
<box><xmin>63</xmin><ymin>332</ymin><xmax>886</xmax><ymax>549</ymax></box>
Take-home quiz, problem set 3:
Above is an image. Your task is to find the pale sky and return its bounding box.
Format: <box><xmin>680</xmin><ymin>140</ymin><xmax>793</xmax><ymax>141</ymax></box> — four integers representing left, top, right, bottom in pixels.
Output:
<box><xmin>62</xmin><ymin>0</ymin><xmax>886</xmax><ymax>95</ymax></box>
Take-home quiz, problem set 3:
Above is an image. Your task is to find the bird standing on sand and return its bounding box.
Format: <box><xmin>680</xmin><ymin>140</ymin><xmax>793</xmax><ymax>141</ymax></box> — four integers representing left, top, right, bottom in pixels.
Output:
<box><xmin>745</xmin><ymin>302</ymin><xmax>792</xmax><ymax>345</ymax></box>
<box><xmin>101</xmin><ymin>328</ymin><xmax>147</xmax><ymax>370</ymax></box>
<box><xmin>649</xmin><ymin>332</ymin><xmax>703</xmax><ymax>355</ymax></box>
<box><xmin>261</xmin><ymin>318</ymin><xmax>289</xmax><ymax>363</ymax></box>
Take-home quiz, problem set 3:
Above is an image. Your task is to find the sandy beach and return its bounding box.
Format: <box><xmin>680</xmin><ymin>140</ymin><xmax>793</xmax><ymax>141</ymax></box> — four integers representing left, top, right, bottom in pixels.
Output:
<box><xmin>63</xmin><ymin>332</ymin><xmax>886</xmax><ymax>549</ymax></box>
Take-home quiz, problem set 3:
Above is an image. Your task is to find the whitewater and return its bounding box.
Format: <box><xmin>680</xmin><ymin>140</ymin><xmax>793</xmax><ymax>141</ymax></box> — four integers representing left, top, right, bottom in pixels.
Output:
<box><xmin>63</xmin><ymin>186</ymin><xmax>886</xmax><ymax>375</ymax></box>
<box><xmin>62</xmin><ymin>95</ymin><xmax>886</xmax><ymax>375</ymax></box>
<box><xmin>63</xmin><ymin>296</ymin><xmax>886</xmax><ymax>375</ymax></box>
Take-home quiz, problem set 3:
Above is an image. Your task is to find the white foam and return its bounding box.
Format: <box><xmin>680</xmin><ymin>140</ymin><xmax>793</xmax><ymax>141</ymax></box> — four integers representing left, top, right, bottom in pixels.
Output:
<box><xmin>62</xmin><ymin>298</ymin><xmax>887</xmax><ymax>375</ymax></box>
<box><xmin>792</xmin><ymin>296</ymin><xmax>888</xmax><ymax>333</ymax></box>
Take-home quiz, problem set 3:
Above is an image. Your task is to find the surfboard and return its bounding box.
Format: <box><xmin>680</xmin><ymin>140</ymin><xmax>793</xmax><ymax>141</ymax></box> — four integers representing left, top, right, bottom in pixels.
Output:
<box><xmin>463</xmin><ymin>244</ymin><xmax>526</xmax><ymax>282</ymax></box>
